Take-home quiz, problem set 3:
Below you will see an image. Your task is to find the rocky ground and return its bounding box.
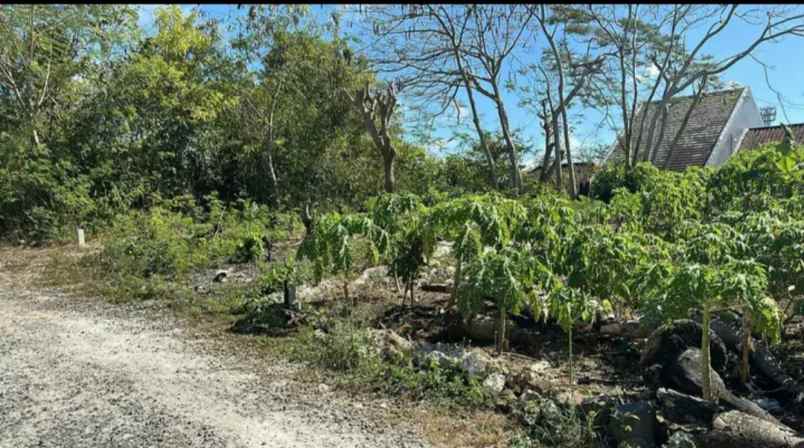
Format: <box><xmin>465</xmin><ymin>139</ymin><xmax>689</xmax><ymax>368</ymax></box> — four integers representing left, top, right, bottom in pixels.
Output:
<box><xmin>0</xmin><ymin>267</ymin><xmax>429</xmax><ymax>448</ymax></box>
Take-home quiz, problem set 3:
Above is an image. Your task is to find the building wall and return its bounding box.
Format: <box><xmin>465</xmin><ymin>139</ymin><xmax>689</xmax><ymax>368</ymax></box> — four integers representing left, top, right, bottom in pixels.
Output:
<box><xmin>706</xmin><ymin>88</ymin><xmax>763</xmax><ymax>166</ymax></box>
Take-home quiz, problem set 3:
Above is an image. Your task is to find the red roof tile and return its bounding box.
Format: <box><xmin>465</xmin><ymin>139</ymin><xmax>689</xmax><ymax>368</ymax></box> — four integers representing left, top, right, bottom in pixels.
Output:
<box><xmin>737</xmin><ymin>123</ymin><xmax>804</xmax><ymax>151</ymax></box>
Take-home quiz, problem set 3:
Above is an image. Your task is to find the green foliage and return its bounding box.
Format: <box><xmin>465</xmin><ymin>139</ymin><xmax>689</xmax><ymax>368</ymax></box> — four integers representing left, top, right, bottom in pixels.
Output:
<box><xmin>511</xmin><ymin>397</ymin><xmax>599</xmax><ymax>448</ymax></box>
<box><xmin>459</xmin><ymin>246</ymin><xmax>544</xmax><ymax>318</ymax></box>
<box><xmin>98</xmin><ymin>195</ymin><xmax>288</xmax><ymax>281</ymax></box>
<box><xmin>708</xmin><ymin>143</ymin><xmax>803</xmax><ymax>212</ymax></box>
<box><xmin>595</xmin><ymin>163</ymin><xmax>708</xmax><ymax>240</ymax></box>
<box><xmin>256</xmin><ymin>255</ymin><xmax>312</xmax><ymax>294</ymax></box>
<box><xmin>298</xmin><ymin>211</ymin><xmax>389</xmax><ymax>296</ymax></box>
<box><xmin>290</xmin><ymin>320</ymin><xmax>492</xmax><ymax>407</ymax></box>
<box><xmin>367</xmin><ymin>193</ymin><xmax>431</xmax><ymax>294</ymax></box>
<box><xmin>565</xmin><ymin>224</ymin><xmax>671</xmax><ymax>313</ymax></box>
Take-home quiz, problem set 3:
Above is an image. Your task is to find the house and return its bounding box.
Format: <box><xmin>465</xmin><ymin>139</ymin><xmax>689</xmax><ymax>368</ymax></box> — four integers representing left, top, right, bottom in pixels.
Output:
<box><xmin>605</xmin><ymin>87</ymin><xmax>764</xmax><ymax>170</ymax></box>
<box><xmin>737</xmin><ymin>123</ymin><xmax>804</xmax><ymax>151</ymax></box>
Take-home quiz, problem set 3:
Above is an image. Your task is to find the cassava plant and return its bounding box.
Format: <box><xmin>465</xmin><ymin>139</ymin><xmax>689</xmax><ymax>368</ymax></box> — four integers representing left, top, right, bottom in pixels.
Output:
<box><xmin>367</xmin><ymin>192</ymin><xmax>433</xmax><ymax>304</ymax></box>
<box><xmin>645</xmin><ymin>259</ymin><xmax>780</xmax><ymax>401</ymax></box>
<box><xmin>458</xmin><ymin>245</ymin><xmax>539</xmax><ymax>354</ymax></box>
<box><xmin>297</xmin><ymin>212</ymin><xmax>389</xmax><ymax>306</ymax></box>
<box><xmin>427</xmin><ymin>194</ymin><xmax>526</xmax><ymax>310</ymax></box>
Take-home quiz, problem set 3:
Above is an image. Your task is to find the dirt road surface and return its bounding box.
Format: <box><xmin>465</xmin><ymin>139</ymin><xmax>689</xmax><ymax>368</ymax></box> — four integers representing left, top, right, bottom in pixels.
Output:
<box><xmin>0</xmin><ymin>271</ymin><xmax>428</xmax><ymax>448</ymax></box>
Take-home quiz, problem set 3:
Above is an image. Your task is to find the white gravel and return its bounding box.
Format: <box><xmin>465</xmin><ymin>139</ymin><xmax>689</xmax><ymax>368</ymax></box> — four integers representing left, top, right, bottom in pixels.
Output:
<box><xmin>0</xmin><ymin>274</ymin><xmax>428</xmax><ymax>448</ymax></box>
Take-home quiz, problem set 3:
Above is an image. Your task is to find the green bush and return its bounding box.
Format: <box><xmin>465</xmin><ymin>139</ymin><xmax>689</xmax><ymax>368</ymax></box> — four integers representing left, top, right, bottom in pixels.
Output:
<box><xmin>708</xmin><ymin>143</ymin><xmax>803</xmax><ymax>213</ymax></box>
<box><xmin>97</xmin><ymin>195</ymin><xmax>298</xmax><ymax>287</ymax></box>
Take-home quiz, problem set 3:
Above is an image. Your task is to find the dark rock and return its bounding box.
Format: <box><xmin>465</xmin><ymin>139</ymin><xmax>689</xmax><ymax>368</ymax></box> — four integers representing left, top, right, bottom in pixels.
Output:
<box><xmin>669</xmin><ymin>348</ymin><xmax>731</xmax><ymax>398</ymax></box>
<box><xmin>581</xmin><ymin>395</ymin><xmax>621</xmax><ymax>429</ymax></box>
<box><xmin>600</xmin><ymin>319</ymin><xmax>651</xmax><ymax>338</ymax></box>
<box><xmin>641</xmin><ymin>320</ymin><xmax>728</xmax><ymax>373</ymax></box>
<box><xmin>656</xmin><ymin>388</ymin><xmax>718</xmax><ymax>425</ymax></box>
<box><xmin>711</xmin><ymin>311</ymin><xmax>804</xmax><ymax>409</ymax></box>
<box><xmin>666</xmin><ymin>348</ymin><xmax>777</xmax><ymax>424</ymax></box>
<box><xmin>607</xmin><ymin>401</ymin><xmax>658</xmax><ymax>448</ymax></box>
<box><xmin>644</xmin><ymin>364</ymin><xmax>664</xmax><ymax>391</ymax></box>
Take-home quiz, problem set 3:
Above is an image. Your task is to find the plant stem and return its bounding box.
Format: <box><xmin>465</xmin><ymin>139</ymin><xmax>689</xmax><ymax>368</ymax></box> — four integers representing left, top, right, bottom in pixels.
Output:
<box><xmin>448</xmin><ymin>257</ymin><xmax>462</xmax><ymax>309</ymax></box>
<box><xmin>701</xmin><ymin>307</ymin><xmax>713</xmax><ymax>401</ymax></box>
<box><xmin>740</xmin><ymin>311</ymin><xmax>752</xmax><ymax>384</ymax></box>
<box><xmin>497</xmin><ymin>305</ymin><xmax>507</xmax><ymax>355</ymax></box>
<box><xmin>568</xmin><ymin>324</ymin><xmax>574</xmax><ymax>386</ymax></box>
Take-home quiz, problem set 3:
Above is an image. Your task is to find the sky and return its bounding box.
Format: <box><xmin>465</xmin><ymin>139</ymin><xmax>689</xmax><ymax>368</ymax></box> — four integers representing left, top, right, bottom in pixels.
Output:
<box><xmin>134</xmin><ymin>4</ymin><xmax>804</xmax><ymax>166</ymax></box>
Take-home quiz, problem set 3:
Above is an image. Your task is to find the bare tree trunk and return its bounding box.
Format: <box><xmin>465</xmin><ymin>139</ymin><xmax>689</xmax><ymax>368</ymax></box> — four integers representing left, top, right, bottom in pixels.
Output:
<box><xmin>465</xmin><ymin>86</ymin><xmax>498</xmax><ymax>189</ymax></box>
<box><xmin>382</xmin><ymin>150</ymin><xmax>396</xmax><ymax>193</ymax></box>
<box><xmin>643</xmin><ymin>102</ymin><xmax>667</xmax><ymax>165</ymax></box>
<box><xmin>447</xmin><ymin>257</ymin><xmax>462</xmax><ymax>310</ymax></box>
<box><xmin>264</xmin><ymin>140</ymin><xmax>278</xmax><ymax>190</ymax></box>
<box><xmin>663</xmin><ymin>81</ymin><xmax>707</xmax><ymax>169</ymax></box>
<box><xmin>491</xmin><ymin>82</ymin><xmax>522</xmax><ymax>194</ymax></box>
<box><xmin>459</xmin><ymin>72</ymin><xmax>498</xmax><ymax>188</ymax></box>
<box><xmin>265</xmin><ymin>79</ymin><xmax>283</xmax><ymax>194</ymax></box>
<box><xmin>496</xmin><ymin>305</ymin><xmax>508</xmax><ymax>354</ymax></box>
<box><xmin>429</xmin><ymin>7</ymin><xmax>499</xmax><ymax>189</ymax></box>
<box><xmin>539</xmin><ymin>100</ymin><xmax>553</xmax><ymax>182</ymax></box>
<box><xmin>561</xmin><ymin>106</ymin><xmax>577</xmax><ymax>197</ymax></box>
<box><xmin>553</xmin><ymin>112</ymin><xmax>563</xmax><ymax>191</ymax></box>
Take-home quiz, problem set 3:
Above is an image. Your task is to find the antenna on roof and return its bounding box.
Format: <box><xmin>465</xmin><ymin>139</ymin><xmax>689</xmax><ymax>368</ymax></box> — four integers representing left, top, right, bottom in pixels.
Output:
<box><xmin>760</xmin><ymin>106</ymin><xmax>777</xmax><ymax>126</ymax></box>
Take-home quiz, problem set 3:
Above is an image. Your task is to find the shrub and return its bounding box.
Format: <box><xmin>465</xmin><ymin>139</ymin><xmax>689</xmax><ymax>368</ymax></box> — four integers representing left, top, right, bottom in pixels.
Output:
<box><xmin>708</xmin><ymin>143</ymin><xmax>803</xmax><ymax>213</ymax></box>
<box><xmin>511</xmin><ymin>397</ymin><xmax>599</xmax><ymax>448</ymax></box>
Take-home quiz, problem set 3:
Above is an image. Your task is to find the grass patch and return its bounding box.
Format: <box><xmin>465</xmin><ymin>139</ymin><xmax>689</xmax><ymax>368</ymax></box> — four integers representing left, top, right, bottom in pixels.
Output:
<box><xmin>282</xmin><ymin>315</ymin><xmax>494</xmax><ymax>409</ymax></box>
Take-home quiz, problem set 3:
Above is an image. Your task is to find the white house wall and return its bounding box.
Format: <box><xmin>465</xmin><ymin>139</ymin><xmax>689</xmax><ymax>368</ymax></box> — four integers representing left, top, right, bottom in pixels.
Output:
<box><xmin>706</xmin><ymin>88</ymin><xmax>763</xmax><ymax>167</ymax></box>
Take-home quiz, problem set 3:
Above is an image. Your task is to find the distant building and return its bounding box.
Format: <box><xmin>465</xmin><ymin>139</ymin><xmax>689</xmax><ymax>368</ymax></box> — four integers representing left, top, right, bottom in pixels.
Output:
<box><xmin>605</xmin><ymin>87</ymin><xmax>764</xmax><ymax>170</ymax></box>
<box><xmin>737</xmin><ymin>123</ymin><xmax>804</xmax><ymax>151</ymax></box>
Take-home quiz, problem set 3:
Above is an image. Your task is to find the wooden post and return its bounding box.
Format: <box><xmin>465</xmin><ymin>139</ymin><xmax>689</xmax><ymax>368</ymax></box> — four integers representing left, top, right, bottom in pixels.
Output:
<box><xmin>77</xmin><ymin>226</ymin><xmax>86</xmax><ymax>249</ymax></box>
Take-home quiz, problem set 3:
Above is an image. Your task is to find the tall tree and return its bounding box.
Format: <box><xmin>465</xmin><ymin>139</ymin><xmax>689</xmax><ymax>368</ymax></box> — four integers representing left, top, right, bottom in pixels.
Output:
<box><xmin>0</xmin><ymin>5</ymin><xmax>136</xmax><ymax>149</ymax></box>
<box><xmin>361</xmin><ymin>5</ymin><xmax>499</xmax><ymax>189</ymax></box>
<box><xmin>460</xmin><ymin>5</ymin><xmax>534</xmax><ymax>195</ymax></box>
<box><xmin>362</xmin><ymin>5</ymin><xmax>533</xmax><ymax>193</ymax></box>
<box><xmin>345</xmin><ymin>80</ymin><xmax>401</xmax><ymax>193</ymax></box>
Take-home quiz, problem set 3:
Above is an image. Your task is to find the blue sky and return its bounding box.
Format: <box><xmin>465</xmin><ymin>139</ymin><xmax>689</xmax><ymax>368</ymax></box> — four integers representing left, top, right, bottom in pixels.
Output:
<box><xmin>135</xmin><ymin>5</ymin><xmax>804</xmax><ymax>165</ymax></box>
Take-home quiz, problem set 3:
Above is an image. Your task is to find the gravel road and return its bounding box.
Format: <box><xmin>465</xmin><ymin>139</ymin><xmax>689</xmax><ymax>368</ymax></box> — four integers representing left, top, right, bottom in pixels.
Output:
<box><xmin>0</xmin><ymin>274</ymin><xmax>428</xmax><ymax>448</ymax></box>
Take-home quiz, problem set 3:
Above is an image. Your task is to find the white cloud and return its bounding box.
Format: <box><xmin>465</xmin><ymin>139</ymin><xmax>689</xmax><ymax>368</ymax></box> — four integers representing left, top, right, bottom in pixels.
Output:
<box><xmin>636</xmin><ymin>63</ymin><xmax>661</xmax><ymax>83</ymax></box>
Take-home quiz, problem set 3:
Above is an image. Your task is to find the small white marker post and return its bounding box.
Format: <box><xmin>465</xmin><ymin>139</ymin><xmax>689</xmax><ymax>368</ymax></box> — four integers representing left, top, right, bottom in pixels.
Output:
<box><xmin>77</xmin><ymin>226</ymin><xmax>86</xmax><ymax>249</ymax></box>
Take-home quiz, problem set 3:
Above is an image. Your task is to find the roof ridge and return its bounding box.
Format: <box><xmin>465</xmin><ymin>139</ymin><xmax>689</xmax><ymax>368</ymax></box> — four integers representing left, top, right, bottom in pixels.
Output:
<box><xmin>748</xmin><ymin>122</ymin><xmax>804</xmax><ymax>130</ymax></box>
<box><xmin>647</xmin><ymin>87</ymin><xmax>744</xmax><ymax>106</ymax></box>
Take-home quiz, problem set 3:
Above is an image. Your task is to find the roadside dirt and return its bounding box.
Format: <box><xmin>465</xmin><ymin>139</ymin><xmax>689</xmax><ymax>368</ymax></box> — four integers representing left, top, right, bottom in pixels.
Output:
<box><xmin>0</xmin><ymin>265</ymin><xmax>429</xmax><ymax>448</ymax></box>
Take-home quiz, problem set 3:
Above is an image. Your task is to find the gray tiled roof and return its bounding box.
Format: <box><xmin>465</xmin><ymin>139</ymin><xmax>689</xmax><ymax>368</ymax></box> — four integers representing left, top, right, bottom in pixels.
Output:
<box><xmin>608</xmin><ymin>88</ymin><xmax>744</xmax><ymax>170</ymax></box>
